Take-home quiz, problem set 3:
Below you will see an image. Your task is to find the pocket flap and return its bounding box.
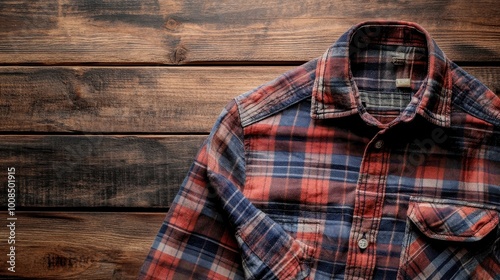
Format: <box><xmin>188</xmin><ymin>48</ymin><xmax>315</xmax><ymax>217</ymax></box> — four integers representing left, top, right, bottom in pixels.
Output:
<box><xmin>408</xmin><ymin>200</ymin><xmax>499</xmax><ymax>242</ymax></box>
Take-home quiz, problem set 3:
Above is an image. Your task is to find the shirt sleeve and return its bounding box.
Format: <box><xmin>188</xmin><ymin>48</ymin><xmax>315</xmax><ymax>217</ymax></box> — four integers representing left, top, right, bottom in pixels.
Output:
<box><xmin>138</xmin><ymin>100</ymin><xmax>247</xmax><ymax>280</ymax></box>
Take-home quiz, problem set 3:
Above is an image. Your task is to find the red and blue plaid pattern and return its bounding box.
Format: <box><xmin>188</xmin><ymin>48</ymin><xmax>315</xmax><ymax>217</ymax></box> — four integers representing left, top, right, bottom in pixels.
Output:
<box><xmin>139</xmin><ymin>21</ymin><xmax>500</xmax><ymax>279</ymax></box>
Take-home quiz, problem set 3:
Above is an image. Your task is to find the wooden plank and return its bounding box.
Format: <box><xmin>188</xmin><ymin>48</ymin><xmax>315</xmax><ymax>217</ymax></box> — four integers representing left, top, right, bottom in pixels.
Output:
<box><xmin>0</xmin><ymin>0</ymin><xmax>498</xmax><ymax>64</ymax></box>
<box><xmin>0</xmin><ymin>212</ymin><xmax>165</xmax><ymax>279</ymax></box>
<box><xmin>0</xmin><ymin>135</ymin><xmax>205</xmax><ymax>208</ymax></box>
<box><xmin>0</xmin><ymin>66</ymin><xmax>286</xmax><ymax>133</ymax></box>
<box><xmin>0</xmin><ymin>66</ymin><xmax>498</xmax><ymax>134</ymax></box>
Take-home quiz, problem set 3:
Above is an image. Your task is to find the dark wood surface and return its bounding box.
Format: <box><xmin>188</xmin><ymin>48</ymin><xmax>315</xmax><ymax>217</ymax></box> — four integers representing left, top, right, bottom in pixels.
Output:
<box><xmin>0</xmin><ymin>67</ymin><xmax>289</xmax><ymax>133</ymax></box>
<box><xmin>0</xmin><ymin>135</ymin><xmax>205</xmax><ymax>208</ymax></box>
<box><xmin>0</xmin><ymin>0</ymin><xmax>499</xmax><ymax>64</ymax></box>
<box><xmin>0</xmin><ymin>212</ymin><xmax>165</xmax><ymax>279</ymax></box>
<box><xmin>0</xmin><ymin>0</ymin><xmax>498</xmax><ymax>278</ymax></box>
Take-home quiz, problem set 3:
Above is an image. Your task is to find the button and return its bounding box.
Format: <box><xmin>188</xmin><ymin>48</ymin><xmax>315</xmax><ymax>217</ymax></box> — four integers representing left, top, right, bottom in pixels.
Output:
<box><xmin>374</xmin><ymin>140</ymin><xmax>384</xmax><ymax>149</ymax></box>
<box><xmin>358</xmin><ymin>238</ymin><xmax>369</xmax><ymax>250</ymax></box>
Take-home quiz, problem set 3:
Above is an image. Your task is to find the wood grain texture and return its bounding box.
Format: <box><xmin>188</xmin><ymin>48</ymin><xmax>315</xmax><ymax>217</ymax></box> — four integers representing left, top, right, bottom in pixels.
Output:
<box><xmin>0</xmin><ymin>66</ymin><xmax>286</xmax><ymax>133</ymax></box>
<box><xmin>0</xmin><ymin>212</ymin><xmax>165</xmax><ymax>279</ymax></box>
<box><xmin>0</xmin><ymin>66</ymin><xmax>498</xmax><ymax>134</ymax></box>
<box><xmin>0</xmin><ymin>135</ymin><xmax>205</xmax><ymax>208</ymax></box>
<box><xmin>0</xmin><ymin>0</ymin><xmax>498</xmax><ymax>64</ymax></box>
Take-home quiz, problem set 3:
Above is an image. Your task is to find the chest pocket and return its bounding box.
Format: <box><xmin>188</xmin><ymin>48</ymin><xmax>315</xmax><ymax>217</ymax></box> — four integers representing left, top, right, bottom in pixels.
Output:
<box><xmin>398</xmin><ymin>198</ymin><xmax>500</xmax><ymax>280</ymax></box>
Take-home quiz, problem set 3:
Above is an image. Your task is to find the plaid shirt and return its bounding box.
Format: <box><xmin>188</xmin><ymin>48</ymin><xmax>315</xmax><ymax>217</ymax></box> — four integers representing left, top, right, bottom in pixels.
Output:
<box><xmin>139</xmin><ymin>21</ymin><xmax>500</xmax><ymax>279</ymax></box>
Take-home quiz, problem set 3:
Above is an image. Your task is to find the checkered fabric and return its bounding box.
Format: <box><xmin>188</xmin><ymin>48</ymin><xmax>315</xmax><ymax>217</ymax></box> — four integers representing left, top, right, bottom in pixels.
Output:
<box><xmin>139</xmin><ymin>21</ymin><xmax>500</xmax><ymax>279</ymax></box>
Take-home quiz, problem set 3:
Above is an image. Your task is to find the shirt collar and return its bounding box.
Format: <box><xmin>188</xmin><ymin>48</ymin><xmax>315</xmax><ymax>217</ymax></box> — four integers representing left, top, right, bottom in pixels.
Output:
<box><xmin>311</xmin><ymin>21</ymin><xmax>452</xmax><ymax>128</ymax></box>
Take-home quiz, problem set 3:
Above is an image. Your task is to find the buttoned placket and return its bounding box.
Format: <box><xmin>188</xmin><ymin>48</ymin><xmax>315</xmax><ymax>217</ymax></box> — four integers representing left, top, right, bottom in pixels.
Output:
<box><xmin>345</xmin><ymin>129</ymin><xmax>390</xmax><ymax>279</ymax></box>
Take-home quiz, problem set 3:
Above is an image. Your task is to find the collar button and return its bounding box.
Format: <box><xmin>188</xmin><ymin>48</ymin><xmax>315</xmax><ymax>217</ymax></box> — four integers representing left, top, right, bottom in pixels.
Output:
<box><xmin>374</xmin><ymin>139</ymin><xmax>384</xmax><ymax>149</ymax></box>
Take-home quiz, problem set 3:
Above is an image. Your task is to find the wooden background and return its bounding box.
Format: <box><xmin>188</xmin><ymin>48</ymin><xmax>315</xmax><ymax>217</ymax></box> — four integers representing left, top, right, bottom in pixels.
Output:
<box><xmin>0</xmin><ymin>0</ymin><xmax>498</xmax><ymax>279</ymax></box>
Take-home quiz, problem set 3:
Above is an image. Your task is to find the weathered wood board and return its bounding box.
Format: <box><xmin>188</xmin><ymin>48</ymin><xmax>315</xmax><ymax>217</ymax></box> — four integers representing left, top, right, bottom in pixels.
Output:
<box><xmin>0</xmin><ymin>135</ymin><xmax>205</xmax><ymax>209</ymax></box>
<box><xmin>0</xmin><ymin>212</ymin><xmax>165</xmax><ymax>279</ymax></box>
<box><xmin>0</xmin><ymin>0</ymin><xmax>498</xmax><ymax>64</ymax></box>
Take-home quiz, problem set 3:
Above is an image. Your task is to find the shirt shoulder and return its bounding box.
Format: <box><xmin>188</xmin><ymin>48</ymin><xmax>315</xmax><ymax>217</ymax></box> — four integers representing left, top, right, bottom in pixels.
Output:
<box><xmin>447</xmin><ymin>63</ymin><xmax>500</xmax><ymax>160</ymax></box>
<box><xmin>235</xmin><ymin>58</ymin><xmax>318</xmax><ymax>127</ymax></box>
<box><xmin>450</xmin><ymin>62</ymin><xmax>500</xmax><ymax>129</ymax></box>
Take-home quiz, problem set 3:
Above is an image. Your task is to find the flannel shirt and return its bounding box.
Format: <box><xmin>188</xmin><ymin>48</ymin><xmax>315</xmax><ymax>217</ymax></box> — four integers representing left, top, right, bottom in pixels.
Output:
<box><xmin>139</xmin><ymin>21</ymin><xmax>500</xmax><ymax>279</ymax></box>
